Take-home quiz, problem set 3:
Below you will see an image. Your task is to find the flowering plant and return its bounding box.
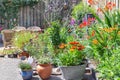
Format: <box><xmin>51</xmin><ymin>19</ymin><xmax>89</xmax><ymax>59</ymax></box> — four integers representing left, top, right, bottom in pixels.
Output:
<box><xmin>86</xmin><ymin>1</ymin><xmax>120</xmax><ymax>57</ymax></box>
<box><xmin>53</xmin><ymin>39</ymin><xmax>86</xmax><ymax>66</ymax></box>
<box><xmin>81</xmin><ymin>0</ymin><xmax>120</xmax><ymax>79</ymax></box>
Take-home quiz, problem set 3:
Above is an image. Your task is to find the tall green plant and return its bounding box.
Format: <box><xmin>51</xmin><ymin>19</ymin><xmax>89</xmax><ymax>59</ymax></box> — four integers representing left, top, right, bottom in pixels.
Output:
<box><xmin>86</xmin><ymin>2</ymin><xmax>120</xmax><ymax>79</ymax></box>
<box><xmin>72</xmin><ymin>2</ymin><xmax>94</xmax><ymax>23</ymax></box>
<box><xmin>49</xmin><ymin>21</ymin><xmax>61</xmax><ymax>48</ymax></box>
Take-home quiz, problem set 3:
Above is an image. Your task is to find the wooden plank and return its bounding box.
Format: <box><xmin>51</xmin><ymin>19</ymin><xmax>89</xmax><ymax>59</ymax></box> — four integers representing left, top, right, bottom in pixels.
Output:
<box><xmin>27</xmin><ymin>6</ymin><xmax>30</xmax><ymax>27</ymax></box>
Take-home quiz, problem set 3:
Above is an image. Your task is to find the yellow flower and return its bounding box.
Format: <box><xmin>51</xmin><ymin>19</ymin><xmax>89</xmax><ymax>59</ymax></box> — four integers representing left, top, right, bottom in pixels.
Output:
<box><xmin>92</xmin><ymin>39</ymin><xmax>98</xmax><ymax>44</ymax></box>
<box><xmin>101</xmin><ymin>27</ymin><xmax>117</xmax><ymax>33</ymax></box>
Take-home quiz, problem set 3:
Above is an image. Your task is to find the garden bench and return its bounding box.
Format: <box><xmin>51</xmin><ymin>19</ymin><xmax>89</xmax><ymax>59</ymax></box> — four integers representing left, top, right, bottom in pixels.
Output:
<box><xmin>12</xmin><ymin>26</ymin><xmax>26</xmax><ymax>32</ymax></box>
<box><xmin>27</xmin><ymin>26</ymin><xmax>42</xmax><ymax>32</ymax></box>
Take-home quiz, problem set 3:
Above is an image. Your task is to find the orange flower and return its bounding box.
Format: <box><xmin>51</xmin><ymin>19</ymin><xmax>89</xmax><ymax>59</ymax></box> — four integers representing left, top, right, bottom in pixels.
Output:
<box><xmin>88</xmin><ymin>0</ymin><xmax>95</xmax><ymax>5</ymax></box>
<box><xmin>69</xmin><ymin>41</ymin><xmax>79</xmax><ymax>45</ymax></box>
<box><xmin>101</xmin><ymin>28</ymin><xmax>117</xmax><ymax>33</ymax></box>
<box><xmin>92</xmin><ymin>39</ymin><xmax>98</xmax><ymax>44</ymax></box>
<box><xmin>71</xmin><ymin>46</ymin><xmax>77</xmax><ymax>49</ymax></box>
<box><xmin>105</xmin><ymin>2</ymin><xmax>116</xmax><ymax>11</ymax></box>
<box><xmin>70</xmin><ymin>48</ymin><xmax>75</xmax><ymax>51</ymax></box>
<box><xmin>77</xmin><ymin>45</ymin><xmax>85</xmax><ymax>51</ymax></box>
<box><xmin>59</xmin><ymin>43</ymin><xmax>66</xmax><ymax>49</ymax></box>
<box><xmin>91</xmin><ymin>30</ymin><xmax>95</xmax><ymax>37</ymax></box>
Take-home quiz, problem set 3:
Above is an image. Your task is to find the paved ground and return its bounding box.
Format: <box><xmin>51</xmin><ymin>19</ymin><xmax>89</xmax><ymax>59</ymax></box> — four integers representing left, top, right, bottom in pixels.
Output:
<box><xmin>0</xmin><ymin>58</ymin><xmax>23</xmax><ymax>80</ymax></box>
<box><xmin>0</xmin><ymin>58</ymin><xmax>43</xmax><ymax>80</ymax></box>
<box><xmin>0</xmin><ymin>57</ymin><xmax>62</xmax><ymax>80</ymax></box>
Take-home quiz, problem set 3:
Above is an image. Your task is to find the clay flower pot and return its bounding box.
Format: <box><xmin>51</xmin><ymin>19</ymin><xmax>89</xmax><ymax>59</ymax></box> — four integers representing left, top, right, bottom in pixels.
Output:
<box><xmin>36</xmin><ymin>64</ymin><xmax>52</xmax><ymax>80</ymax></box>
<box><xmin>18</xmin><ymin>51</ymin><xmax>29</xmax><ymax>60</ymax></box>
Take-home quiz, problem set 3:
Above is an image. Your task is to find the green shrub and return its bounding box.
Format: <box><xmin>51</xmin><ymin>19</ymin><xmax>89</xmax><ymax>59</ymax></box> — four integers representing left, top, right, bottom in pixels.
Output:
<box><xmin>19</xmin><ymin>62</ymin><xmax>32</xmax><ymax>71</ymax></box>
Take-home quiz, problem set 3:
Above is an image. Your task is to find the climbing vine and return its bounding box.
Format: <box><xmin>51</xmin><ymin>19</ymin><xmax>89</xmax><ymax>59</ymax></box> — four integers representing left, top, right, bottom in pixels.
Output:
<box><xmin>0</xmin><ymin>0</ymin><xmax>39</xmax><ymax>29</ymax></box>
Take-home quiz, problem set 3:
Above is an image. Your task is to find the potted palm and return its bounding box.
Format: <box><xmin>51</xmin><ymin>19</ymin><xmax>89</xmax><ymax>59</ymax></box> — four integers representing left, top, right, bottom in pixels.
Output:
<box><xmin>19</xmin><ymin>62</ymin><xmax>33</xmax><ymax>80</ymax></box>
<box><xmin>36</xmin><ymin>56</ymin><xmax>52</xmax><ymax>80</ymax></box>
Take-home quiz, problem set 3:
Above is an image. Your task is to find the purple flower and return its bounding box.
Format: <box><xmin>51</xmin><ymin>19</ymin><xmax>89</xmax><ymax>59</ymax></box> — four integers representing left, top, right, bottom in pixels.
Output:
<box><xmin>70</xmin><ymin>18</ymin><xmax>75</xmax><ymax>25</ymax></box>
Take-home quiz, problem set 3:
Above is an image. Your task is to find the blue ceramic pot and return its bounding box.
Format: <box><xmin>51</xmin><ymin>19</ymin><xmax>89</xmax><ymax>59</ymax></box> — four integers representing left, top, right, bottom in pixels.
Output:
<box><xmin>21</xmin><ymin>70</ymin><xmax>33</xmax><ymax>80</ymax></box>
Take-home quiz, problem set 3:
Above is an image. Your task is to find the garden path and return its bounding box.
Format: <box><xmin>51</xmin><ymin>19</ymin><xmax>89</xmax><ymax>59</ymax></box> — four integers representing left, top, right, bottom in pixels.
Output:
<box><xmin>0</xmin><ymin>58</ymin><xmax>42</xmax><ymax>80</ymax></box>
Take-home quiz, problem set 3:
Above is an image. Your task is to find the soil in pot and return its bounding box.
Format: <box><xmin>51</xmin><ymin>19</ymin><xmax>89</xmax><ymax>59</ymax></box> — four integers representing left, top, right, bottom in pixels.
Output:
<box><xmin>36</xmin><ymin>64</ymin><xmax>52</xmax><ymax>80</ymax></box>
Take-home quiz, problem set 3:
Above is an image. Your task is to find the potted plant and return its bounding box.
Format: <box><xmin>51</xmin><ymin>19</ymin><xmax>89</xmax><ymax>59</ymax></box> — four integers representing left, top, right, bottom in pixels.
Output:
<box><xmin>53</xmin><ymin>41</ymin><xmax>87</xmax><ymax>80</ymax></box>
<box><xmin>24</xmin><ymin>33</ymin><xmax>52</xmax><ymax>80</ymax></box>
<box><xmin>36</xmin><ymin>56</ymin><xmax>52</xmax><ymax>80</ymax></box>
<box><xmin>43</xmin><ymin>20</ymin><xmax>87</xmax><ymax>79</ymax></box>
<box><xmin>19</xmin><ymin>62</ymin><xmax>33</xmax><ymax>80</ymax></box>
<box><xmin>12</xmin><ymin>31</ymin><xmax>36</xmax><ymax>59</ymax></box>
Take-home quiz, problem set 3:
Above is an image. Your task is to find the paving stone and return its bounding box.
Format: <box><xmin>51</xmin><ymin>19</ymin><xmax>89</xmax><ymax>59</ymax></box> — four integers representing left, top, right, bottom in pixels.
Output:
<box><xmin>0</xmin><ymin>58</ymin><xmax>22</xmax><ymax>80</ymax></box>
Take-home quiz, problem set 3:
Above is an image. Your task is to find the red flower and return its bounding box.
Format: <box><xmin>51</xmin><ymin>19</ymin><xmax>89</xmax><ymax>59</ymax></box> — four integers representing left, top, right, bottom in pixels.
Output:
<box><xmin>69</xmin><ymin>41</ymin><xmax>79</xmax><ymax>45</ymax></box>
<box><xmin>88</xmin><ymin>0</ymin><xmax>95</xmax><ymax>5</ymax></box>
<box><xmin>88</xmin><ymin>17</ymin><xmax>95</xmax><ymax>24</ymax></box>
<box><xmin>77</xmin><ymin>45</ymin><xmax>85</xmax><ymax>51</ymax></box>
<box><xmin>79</xmin><ymin>21</ymin><xmax>89</xmax><ymax>28</ymax></box>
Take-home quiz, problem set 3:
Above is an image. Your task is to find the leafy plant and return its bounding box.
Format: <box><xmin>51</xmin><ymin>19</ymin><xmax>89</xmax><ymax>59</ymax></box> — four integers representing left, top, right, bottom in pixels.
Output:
<box><xmin>19</xmin><ymin>62</ymin><xmax>32</xmax><ymax>71</ymax></box>
<box><xmin>97</xmin><ymin>48</ymin><xmax>120</xmax><ymax>80</ymax></box>
<box><xmin>24</xmin><ymin>33</ymin><xmax>49</xmax><ymax>59</ymax></box>
<box><xmin>53</xmin><ymin>41</ymin><xmax>86</xmax><ymax>66</ymax></box>
<box><xmin>49</xmin><ymin>21</ymin><xmax>61</xmax><ymax>48</ymax></box>
<box><xmin>72</xmin><ymin>2</ymin><xmax>94</xmax><ymax>23</ymax></box>
<box><xmin>12</xmin><ymin>31</ymin><xmax>36</xmax><ymax>50</ymax></box>
<box><xmin>83</xmin><ymin>1</ymin><xmax>120</xmax><ymax>79</ymax></box>
<box><xmin>46</xmin><ymin>21</ymin><xmax>69</xmax><ymax>56</ymax></box>
<box><xmin>37</xmin><ymin>56</ymin><xmax>51</xmax><ymax>64</ymax></box>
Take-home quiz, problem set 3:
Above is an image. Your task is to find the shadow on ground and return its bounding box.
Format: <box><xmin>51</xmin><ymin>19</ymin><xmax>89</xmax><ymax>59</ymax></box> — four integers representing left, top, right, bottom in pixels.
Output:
<box><xmin>49</xmin><ymin>75</ymin><xmax>63</xmax><ymax>80</ymax></box>
<box><xmin>0</xmin><ymin>43</ymin><xmax>3</xmax><ymax>47</ymax></box>
<box><xmin>32</xmin><ymin>76</ymin><xmax>40</xmax><ymax>80</ymax></box>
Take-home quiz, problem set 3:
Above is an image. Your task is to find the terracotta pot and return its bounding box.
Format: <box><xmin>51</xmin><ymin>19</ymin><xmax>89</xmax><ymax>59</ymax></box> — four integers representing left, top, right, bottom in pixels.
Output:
<box><xmin>18</xmin><ymin>51</ymin><xmax>29</xmax><ymax>59</ymax></box>
<box><xmin>36</xmin><ymin>64</ymin><xmax>52</xmax><ymax>80</ymax></box>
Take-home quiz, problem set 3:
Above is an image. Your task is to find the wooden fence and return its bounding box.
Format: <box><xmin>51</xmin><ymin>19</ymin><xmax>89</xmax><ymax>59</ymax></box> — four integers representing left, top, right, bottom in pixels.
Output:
<box><xmin>0</xmin><ymin>0</ymin><xmax>81</xmax><ymax>29</ymax></box>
